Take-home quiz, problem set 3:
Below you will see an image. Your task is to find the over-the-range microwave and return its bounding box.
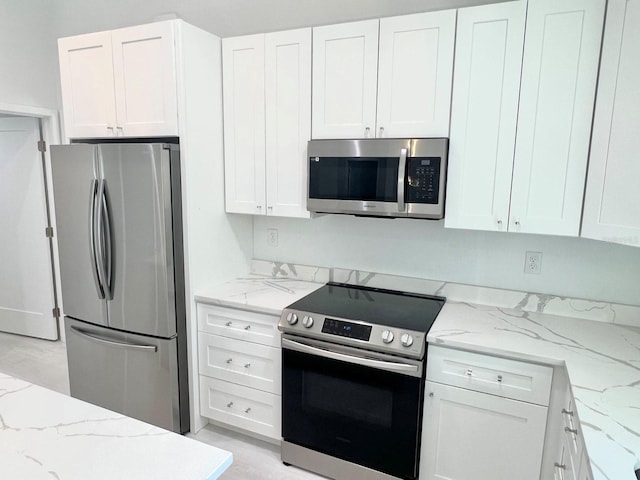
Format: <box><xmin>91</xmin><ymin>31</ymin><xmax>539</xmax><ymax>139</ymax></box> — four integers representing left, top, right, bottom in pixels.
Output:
<box><xmin>307</xmin><ymin>138</ymin><xmax>448</xmax><ymax>219</ymax></box>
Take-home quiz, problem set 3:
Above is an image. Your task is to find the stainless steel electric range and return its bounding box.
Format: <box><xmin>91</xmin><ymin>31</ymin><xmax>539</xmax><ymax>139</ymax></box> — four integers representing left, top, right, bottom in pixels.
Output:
<box><xmin>278</xmin><ymin>282</ymin><xmax>446</xmax><ymax>480</ymax></box>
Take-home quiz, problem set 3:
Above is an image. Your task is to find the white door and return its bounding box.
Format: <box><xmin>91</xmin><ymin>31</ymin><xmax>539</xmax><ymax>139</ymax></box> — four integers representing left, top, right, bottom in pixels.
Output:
<box><xmin>312</xmin><ymin>20</ymin><xmax>379</xmax><ymax>139</ymax></box>
<box><xmin>376</xmin><ymin>10</ymin><xmax>456</xmax><ymax>138</ymax></box>
<box><xmin>222</xmin><ymin>34</ymin><xmax>266</xmax><ymax>215</ymax></box>
<box><xmin>420</xmin><ymin>381</ymin><xmax>548</xmax><ymax>480</ymax></box>
<box><xmin>265</xmin><ymin>28</ymin><xmax>311</xmax><ymax>218</ymax></box>
<box><xmin>582</xmin><ymin>0</ymin><xmax>640</xmax><ymax>247</ymax></box>
<box><xmin>445</xmin><ymin>1</ymin><xmax>526</xmax><ymax>232</ymax></box>
<box><xmin>0</xmin><ymin>117</ymin><xmax>58</xmax><ymax>340</ymax></box>
<box><xmin>510</xmin><ymin>0</ymin><xmax>606</xmax><ymax>236</ymax></box>
<box><xmin>111</xmin><ymin>21</ymin><xmax>179</xmax><ymax>137</ymax></box>
<box><xmin>58</xmin><ymin>31</ymin><xmax>117</xmax><ymax>138</ymax></box>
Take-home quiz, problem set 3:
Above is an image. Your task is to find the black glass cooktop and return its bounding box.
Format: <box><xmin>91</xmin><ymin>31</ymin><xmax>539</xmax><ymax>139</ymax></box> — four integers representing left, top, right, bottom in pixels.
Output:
<box><xmin>287</xmin><ymin>282</ymin><xmax>445</xmax><ymax>332</ymax></box>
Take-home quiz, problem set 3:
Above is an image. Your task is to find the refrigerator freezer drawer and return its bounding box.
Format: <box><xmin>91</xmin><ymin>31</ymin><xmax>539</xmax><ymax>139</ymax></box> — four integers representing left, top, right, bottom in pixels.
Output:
<box><xmin>65</xmin><ymin>317</ymin><xmax>186</xmax><ymax>433</ymax></box>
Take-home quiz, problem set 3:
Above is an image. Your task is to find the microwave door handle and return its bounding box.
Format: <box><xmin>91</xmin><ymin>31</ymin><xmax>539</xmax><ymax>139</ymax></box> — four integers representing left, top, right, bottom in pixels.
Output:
<box><xmin>397</xmin><ymin>148</ymin><xmax>407</xmax><ymax>212</ymax></box>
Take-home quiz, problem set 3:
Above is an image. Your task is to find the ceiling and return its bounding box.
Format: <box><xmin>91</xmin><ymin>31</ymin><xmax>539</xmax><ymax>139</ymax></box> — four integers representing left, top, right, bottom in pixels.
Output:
<box><xmin>53</xmin><ymin>0</ymin><xmax>511</xmax><ymax>38</ymax></box>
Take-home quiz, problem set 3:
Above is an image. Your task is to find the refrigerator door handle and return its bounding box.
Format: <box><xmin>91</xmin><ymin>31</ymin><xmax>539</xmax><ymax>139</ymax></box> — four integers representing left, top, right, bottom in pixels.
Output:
<box><xmin>95</xmin><ymin>179</ymin><xmax>113</xmax><ymax>300</ymax></box>
<box><xmin>89</xmin><ymin>179</ymin><xmax>105</xmax><ymax>299</ymax></box>
<box><xmin>70</xmin><ymin>326</ymin><xmax>158</xmax><ymax>352</ymax></box>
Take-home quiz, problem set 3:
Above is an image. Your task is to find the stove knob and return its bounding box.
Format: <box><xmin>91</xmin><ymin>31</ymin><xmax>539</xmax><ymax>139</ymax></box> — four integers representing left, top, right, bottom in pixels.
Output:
<box><xmin>400</xmin><ymin>333</ymin><xmax>414</xmax><ymax>347</ymax></box>
<box><xmin>302</xmin><ymin>316</ymin><xmax>314</xmax><ymax>328</ymax></box>
<box><xmin>381</xmin><ymin>330</ymin><xmax>394</xmax><ymax>344</ymax></box>
<box><xmin>286</xmin><ymin>312</ymin><xmax>298</xmax><ymax>325</ymax></box>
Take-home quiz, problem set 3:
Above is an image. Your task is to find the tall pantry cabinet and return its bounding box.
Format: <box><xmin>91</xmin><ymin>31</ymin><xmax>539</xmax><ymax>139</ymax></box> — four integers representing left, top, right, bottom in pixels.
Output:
<box><xmin>445</xmin><ymin>0</ymin><xmax>606</xmax><ymax>237</ymax></box>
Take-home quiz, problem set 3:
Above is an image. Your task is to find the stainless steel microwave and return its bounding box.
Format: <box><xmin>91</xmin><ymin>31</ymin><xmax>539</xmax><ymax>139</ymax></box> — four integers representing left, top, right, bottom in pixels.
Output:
<box><xmin>307</xmin><ymin>138</ymin><xmax>448</xmax><ymax>219</ymax></box>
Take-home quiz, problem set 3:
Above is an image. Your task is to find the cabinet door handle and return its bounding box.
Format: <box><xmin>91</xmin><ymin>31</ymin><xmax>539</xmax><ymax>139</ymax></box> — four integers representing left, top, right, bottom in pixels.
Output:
<box><xmin>466</xmin><ymin>369</ymin><xmax>473</xmax><ymax>376</ymax></box>
<box><xmin>106</xmin><ymin>126</ymin><xmax>115</xmax><ymax>135</ymax></box>
<box><xmin>562</xmin><ymin>408</ymin><xmax>574</xmax><ymax>416</ymax></box>
<box><xmin>226</xmin><ymin>358</ymin><xmax>233</xmax><ymax>364</ymax></box>
<box><xmin>497</xmin><ymin>374</ymin><xmax>503</xmax><ymax>382</ymax></box>
<box><xmin>244</xmin><ymin>407</ymin><xmax>251</xmax><ymax>414</ymax></box>
<box><xmin>379</xmin><ymin>126</ymin><xmax>384</xmax><ymax>137</ymax></box>
<box><xmin>365</xmin><ymin>126</ymin><xmax>371</xmax><ymax>138</ymax></box>
<box><xmin>554</xmin><ymin>463</ymin><xmax>566</xmax><ymax>470</ymax></box>
<box><xmin>244</xmin><ymin>325</ymin><xmax>251</xmax><ymax>331</ymax></box>
<box><xmin>116</xmin><ymin>126</ymin><xmax>123</xmax><ymax>136</ymax></box>
<box><xmin>244</xmin><ymin>363</ymin><xmax>251</xmax><ymax>368</ymax></box>
<box><xmin>225</xmin><ymin>321</ymin><xmax>233</xmax><ymax>327</ymax></box>
<box><xmin>226</xmin><ymin>402</ymin><xmax>233</xmax><ymax>408</ymax></box>
<box><xmin>565</xmin><ymin>427</ymin><xmax>578</xmax><ymax>435</ymax></box>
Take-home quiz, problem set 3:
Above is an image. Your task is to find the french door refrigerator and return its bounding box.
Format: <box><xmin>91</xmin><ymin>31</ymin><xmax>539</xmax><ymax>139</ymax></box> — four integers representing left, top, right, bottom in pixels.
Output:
<box><xmin>50</xmin><ymin>142</ymin><xmax>189</xmax><ymax>434</ymax></box>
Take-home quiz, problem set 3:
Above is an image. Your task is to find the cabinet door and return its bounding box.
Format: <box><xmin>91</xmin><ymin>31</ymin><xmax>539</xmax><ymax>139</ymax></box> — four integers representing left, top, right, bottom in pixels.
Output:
<box><xmin>111</xmin><ymin>21</ymin><xmax>178</xmax><ymax>137</ymax></box>
<box><xmin>444</xmin><ymin>1</ymin><xmax>526</xmax><ymax>232</ymax></box>
<box><xmin>420</xmin><ymin>381</ymin><xmax>547</xmax><ymax>480</ymax></box>
<box><xmin>58</xmin><ymin>31</ymin><xmax>117</xmax><ymax>138</ymax></box>
<box><xmin>265</xmin><ymin>28</ymin><xmax>311</xmax><ymax>218</ymax></box>
<box><xmin>312</xmin><ymin>20</ymin><xmax>379</xmax><ymax>139</ymax></box>
<box><xmin>510</xmin><ymin>0</ymin><xmax>606</xmax><ymax>236</ymax></box>
<box><xmin>222</xmin><ymin>34</ymin><xmax>266</xmax><ymax>214</ymax></box>
<box><xmin>582</xmin><ymin>0</ymin><xmax>640</xmax><ymax>247</ymax></box>
<box><xmin>376</xmin><ymin>11</ymin><xmax>455</xmax><ymax>138</ymax></box>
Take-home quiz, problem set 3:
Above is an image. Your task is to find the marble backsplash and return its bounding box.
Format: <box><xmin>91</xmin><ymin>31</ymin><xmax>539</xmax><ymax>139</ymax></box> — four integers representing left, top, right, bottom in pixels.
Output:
<box><xmin>251</xmin><ymin>259</ymin><xmax>640</xmax><ymax>328</ymax></box>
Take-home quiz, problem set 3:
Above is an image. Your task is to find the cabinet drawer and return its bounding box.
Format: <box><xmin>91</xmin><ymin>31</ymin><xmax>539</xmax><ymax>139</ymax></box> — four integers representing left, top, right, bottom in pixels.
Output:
<box><xmin>197</xmin><ymin>304</ymin><xmax>280</xmax><ymax>347</ymax></box>
<box><xmin>199</xmin><ymin>376</ymin><xmax>281</xmax><ymax>440</ymax></box>
<box><xmin>426</xmin><ymin>345</ymin><xmax>553</xmax><ymax>406</ymax></box>
<box><xmin>198</xmin><ymin>333</ymin><xmax>281</xmax><ymax>394</ymax></box>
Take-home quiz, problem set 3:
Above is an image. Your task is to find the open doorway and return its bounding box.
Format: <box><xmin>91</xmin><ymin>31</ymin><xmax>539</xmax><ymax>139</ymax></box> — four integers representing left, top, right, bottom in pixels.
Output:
<box><xmin>0</xmin><ymin>104</ymin><xmax>62</xmax><ymax>340</ymax></box>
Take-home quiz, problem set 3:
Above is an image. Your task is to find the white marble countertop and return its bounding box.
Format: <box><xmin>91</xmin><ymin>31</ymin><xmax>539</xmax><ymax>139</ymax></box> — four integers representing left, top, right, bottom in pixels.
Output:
<box><xmin>195</xmin><ymin>275</ymin><xmax>324</xmax><ymax>316</ymax></box>
<box><xmin>428</xmin><ymin>301</ymin><xmax>640</xmax><ymax>480</ymax></box>
<box><xmin>0</xmin><ymin>373</ymin><xmax>232</xmax><ymax>480</ymax></box>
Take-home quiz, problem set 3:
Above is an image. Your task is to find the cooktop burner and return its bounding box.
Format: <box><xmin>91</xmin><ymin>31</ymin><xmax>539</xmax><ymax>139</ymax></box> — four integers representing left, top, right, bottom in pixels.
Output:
<box><xmin>279</xmin><ymin>282</ymin><xmax>445</xmax><ymax>359</ymax></box>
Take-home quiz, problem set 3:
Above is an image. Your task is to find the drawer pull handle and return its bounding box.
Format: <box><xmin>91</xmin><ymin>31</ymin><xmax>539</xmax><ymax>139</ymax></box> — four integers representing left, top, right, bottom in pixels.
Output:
<box><xmin>565</xmin><ymin>427</ymin><xmax>578</xmax><ymax>435</ymax></box>
<box><xmin>466</xmin><ymin>369</ymin><xmax>473</xmax><ymax>377</ymax></box>
<box><xmin>244</xmin><ymin>407</ymin><xmax>251</xmax><ymax>414</ymax></box>
<box><xmin>429</xmin><ymin>392</ymin><xmax>434</xmax><ymax>397</ymax></box>
<box><xmin>226</xmin><ymin>358</ymin><xmax>233</xmax><ymax>364</ymax></box>
<box><xmin>554</xmin><ymin>463</ymin><xmax>566</xmax><ymax>470</ymax></box>
<box><xmin>497</xmin><ymin>375</ymin><xmax>503</xmax><ymax>383</ymax></box>
<box><xmin>225</xmin><ymin>321</ymin><xmax>233</xmax><ymax>327</ymax></box>
<box><xmin>244</xmin><ymin>325</ymin><xmax>251</xmax><ymax>331</ymax></box>
<box><xmin>244</xmin><ymin>363</ymin><xmax>251</xmax><ymax>368</ymax></box>
<box><xmin>562</xmin><ymin>408</ymin><xmax>574</xmax><ymax>416</ymax></box>
<box><xmin>227</xmin><ymin>402</ymin><xmax>233</xmax><ymax>408</ymax></box>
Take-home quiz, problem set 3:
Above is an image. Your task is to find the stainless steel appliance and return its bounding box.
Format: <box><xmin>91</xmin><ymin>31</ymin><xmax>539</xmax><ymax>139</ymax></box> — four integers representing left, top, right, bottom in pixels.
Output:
<box><xmin>50</xmin><ymin>142</ymin><xmax>188</xmax><ymax>433</ymax></box>
<box><xmin>278</xmin><ymin>283</ymin><xmax>446</xmax><ymax>480</ymax></box>
<box><xmin>307</xmin><ymin>138</ymin><xmax>448</xmax><ymax>219</ymax></box>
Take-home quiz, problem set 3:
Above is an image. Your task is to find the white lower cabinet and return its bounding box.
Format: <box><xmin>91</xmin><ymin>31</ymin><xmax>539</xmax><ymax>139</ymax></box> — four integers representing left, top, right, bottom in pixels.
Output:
<box><xmin>420</xmin><ymin>346</ymin><xmax>552</xmax><ymax>480</ymax></box>
<box><xmin>197</xmin><ymin>303</ymin><xmax>282</xmax><ymax>441</ymax></box>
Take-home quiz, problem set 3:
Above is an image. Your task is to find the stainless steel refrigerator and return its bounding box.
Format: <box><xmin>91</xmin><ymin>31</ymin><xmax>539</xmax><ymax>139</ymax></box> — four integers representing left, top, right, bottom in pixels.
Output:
<box><xmin>50</xmin><ymin>142</ymin><xmax>189</xmax><ymax>434</ymax></box>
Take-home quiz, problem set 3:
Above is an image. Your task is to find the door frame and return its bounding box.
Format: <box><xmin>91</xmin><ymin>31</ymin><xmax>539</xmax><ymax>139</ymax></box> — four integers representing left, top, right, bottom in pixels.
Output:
<box><xmin>0</xmin><ymin>102</ymin><xmax>64</xmax><ymax>340</ymax></box>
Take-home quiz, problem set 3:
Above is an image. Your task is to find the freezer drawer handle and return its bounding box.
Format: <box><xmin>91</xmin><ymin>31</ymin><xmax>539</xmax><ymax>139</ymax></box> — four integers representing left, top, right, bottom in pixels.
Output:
<box><xmin>70</xmin><ymin>326</ymin><xmax>158</xmax><ymax>353</ymax></box>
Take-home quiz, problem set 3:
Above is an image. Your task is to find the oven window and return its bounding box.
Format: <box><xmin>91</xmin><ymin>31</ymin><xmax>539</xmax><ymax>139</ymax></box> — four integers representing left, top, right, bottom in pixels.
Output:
<box><xmin>303</xmin><ymin>372</ymin><xmax>393</xmax><ymax>428</ymax></box>
<box><xmin>283</xmin><ymin>347</ymin><xmax>423</xmax><ymax>480</ymax></box>
<box><xmin>308</xmin><ymin>157</ymin><xmax>398</xmax><ymax>202</ymax></box>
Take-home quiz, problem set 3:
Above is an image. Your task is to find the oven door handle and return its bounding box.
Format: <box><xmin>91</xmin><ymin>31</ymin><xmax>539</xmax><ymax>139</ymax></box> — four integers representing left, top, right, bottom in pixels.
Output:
<box><xmin>282</xmin><ymin>337</ymin><xmax>420</xmax><ymax>376</ymax></box>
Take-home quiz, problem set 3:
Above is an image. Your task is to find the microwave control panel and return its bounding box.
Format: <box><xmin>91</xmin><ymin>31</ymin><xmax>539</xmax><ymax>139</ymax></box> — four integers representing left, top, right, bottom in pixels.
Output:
<box><xmin>406</xmin><ymin>157</ymin><xmax>441</xmax><ymax>204</ymax></box>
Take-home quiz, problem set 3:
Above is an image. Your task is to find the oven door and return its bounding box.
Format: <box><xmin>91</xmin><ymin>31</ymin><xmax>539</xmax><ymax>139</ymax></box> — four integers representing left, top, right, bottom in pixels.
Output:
<box><xmin>281</xmin><ymin>335</ymin><xmax>424</xmax><ymax>480</ymax></box>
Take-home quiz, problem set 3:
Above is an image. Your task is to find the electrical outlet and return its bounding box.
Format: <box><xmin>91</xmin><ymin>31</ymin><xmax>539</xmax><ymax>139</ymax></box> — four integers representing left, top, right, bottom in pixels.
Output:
<box><xmin>267</xmin><ymin>228</ymin><xmax>279</xmax><ymax>247</ymax></box>
<box><xmin>524</xmin><ymin>251</ymin><xmax>542</xmax><ymax>274</ymax></box>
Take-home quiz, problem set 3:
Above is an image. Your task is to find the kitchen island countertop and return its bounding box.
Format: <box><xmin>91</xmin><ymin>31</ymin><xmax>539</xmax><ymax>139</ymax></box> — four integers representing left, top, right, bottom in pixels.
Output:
<box><xmin>0</xmin><ymin>372</ymin><xmax>232</xmax><ymax>480</ymax></box>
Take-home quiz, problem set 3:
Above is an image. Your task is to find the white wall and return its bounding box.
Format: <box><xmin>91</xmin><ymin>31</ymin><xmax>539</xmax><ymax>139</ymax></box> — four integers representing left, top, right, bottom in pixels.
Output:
<box><xmin>0</xmin><ymin>1</ymin><xmax>60</xmax><ymax>109</ymax></box>
<box><xmin>254</xmin><ymin>215</ymin><xmax>640</xmax><ymax>306</ymax></box>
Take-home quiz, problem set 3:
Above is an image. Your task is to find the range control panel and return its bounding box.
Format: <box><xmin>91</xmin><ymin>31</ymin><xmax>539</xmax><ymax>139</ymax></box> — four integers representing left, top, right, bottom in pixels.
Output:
<box><xmin>278</xmin><ymin>309</ymin><xmax>426</xmax><ymax>360</ymax></box>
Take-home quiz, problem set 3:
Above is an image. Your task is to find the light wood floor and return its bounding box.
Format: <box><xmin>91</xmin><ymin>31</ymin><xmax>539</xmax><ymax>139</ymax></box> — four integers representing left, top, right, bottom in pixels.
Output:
<box><xmin>0</xmin><ymin>330</ymin><xmax>326</xmax><ymax>480</ymax></box>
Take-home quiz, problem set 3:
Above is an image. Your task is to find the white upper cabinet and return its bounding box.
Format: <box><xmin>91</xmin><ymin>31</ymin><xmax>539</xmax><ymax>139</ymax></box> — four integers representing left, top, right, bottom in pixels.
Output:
<box><xmin>312</xmin><ymin>12</ymin><xmax>455</xmax><ymax>139</ymax></box>
<box><xmin>445</xmin><ymin>0</ymin><xmax>605</xmax><ymax>236</ymax></box>
<box><xmin>445</xmin><ymin>1</ymin><xmax>526</xmax><ymax>231</ymax></box>
<box><xmin>223</xmin><ymin>29</ymin><xmax>311</xmax><ymax>218</ymax></box>
<box><xmin>377</xmin><ymin>11</ymin><xmax>456</xmax><ymax>138</ymax></box>
<box><xmin>582</xmin><ymin>0</ymin><xmax>640</xmax><ymax>247</ymax></box>
<box><xmin>58</xmin><ymin>32</ymin><xmax>117</xmax><ymax>138</ymax></box>
<box><xmin>265</xmin><ymin>29</ymin><xmax>312</xmax><ymax>218</ymax></box>
<box><xmin>511</xmin><ymin>0</ymin><xmax>606</xmax><ymax>236</ymax></box>
<box><xmin>312</xmin><ymin>20</ymin><xmax>379</xmax><ymax>139</ymax></box>
<box><xmin>222</xmin><ymin>34</ymin><xmax>266</xmax><ymax>215</ymax></box>
<box><xmin>59</xmin><ymin>21</ymin><xmax>178</xmax><ymax>138</ymax></box>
